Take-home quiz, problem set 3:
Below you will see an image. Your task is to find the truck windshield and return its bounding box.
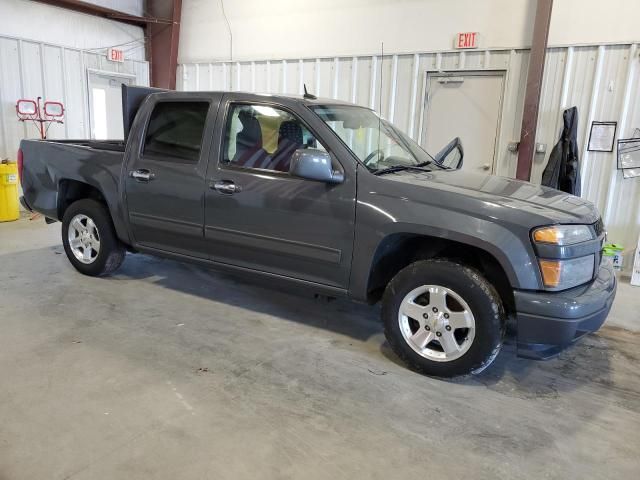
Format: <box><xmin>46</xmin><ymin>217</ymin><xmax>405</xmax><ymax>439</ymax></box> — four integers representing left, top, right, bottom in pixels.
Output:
<box><xmin>310</xmin><ymin>105</ymin><xmax>439</xmax><ymax>173</ymax></box>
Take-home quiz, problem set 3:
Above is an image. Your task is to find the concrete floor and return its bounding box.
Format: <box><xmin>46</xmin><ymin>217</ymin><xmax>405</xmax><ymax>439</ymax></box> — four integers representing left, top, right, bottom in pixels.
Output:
<box><xmin>1</xmin><ymin>216</ymin><xmax>639</xmax><ymax>480</ymax></box>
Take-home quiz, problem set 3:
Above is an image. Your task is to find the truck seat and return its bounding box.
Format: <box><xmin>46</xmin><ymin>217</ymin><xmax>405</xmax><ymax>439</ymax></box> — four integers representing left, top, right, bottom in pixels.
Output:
<box><xmin>269</xmin><ymin>121</ymin><xmax>303</xmax><ymax>172</ymax></box>
<box><xmin>232</xmin><ymin>112</ymin><xmax>271</xmax><ymax>168</ymax></box>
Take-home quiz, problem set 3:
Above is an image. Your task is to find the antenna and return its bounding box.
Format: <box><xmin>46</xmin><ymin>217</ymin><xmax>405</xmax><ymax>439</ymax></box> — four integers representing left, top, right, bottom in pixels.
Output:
<box><xmin>303</xmin><ymin>84</ymin><xmax>317</xmax><ymax>100</ymax></box>
<box><xmin>220</xmin><ymin>0</ymin><xmax>233</xmax><ymax>89</ymax></box>
<box><xmin>377</xmin><ymin>42</ymin><xmax>384</xmax><ymax>160</ymax></box>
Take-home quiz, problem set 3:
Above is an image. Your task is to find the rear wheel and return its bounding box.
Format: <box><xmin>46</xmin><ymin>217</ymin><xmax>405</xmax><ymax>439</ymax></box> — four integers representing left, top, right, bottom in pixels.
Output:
<box><xmin>61</xmin><ymin>199</ymin><xmax>125</xmax><ymax>276</ymax></box>
<box><xmin>382</xmin><ymin>259</ymin><xmax>505</xmax><ymax>377</ymax></box>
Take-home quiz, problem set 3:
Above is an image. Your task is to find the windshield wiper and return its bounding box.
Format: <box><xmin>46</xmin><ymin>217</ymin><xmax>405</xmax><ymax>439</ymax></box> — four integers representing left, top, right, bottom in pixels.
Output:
<box><xmin>373</xmin><ymin>165</ymin><xmax>431</xmax><ymax>175</ymax></box>
<box><xmin>415</xmin><ymin>159</ymin><xmax>446</xmax><ymax>169</ymax></box>
<box><xmin>415</xmin><ymin>160</ymin><xmax>434</xmax><ymax>167</ymax></box>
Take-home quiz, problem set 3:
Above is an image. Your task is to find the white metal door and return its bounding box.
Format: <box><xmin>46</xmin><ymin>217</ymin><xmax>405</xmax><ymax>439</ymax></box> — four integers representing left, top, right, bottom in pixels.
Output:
<box><xmin>88</xmin><ymin>70</ymin><xmax>134</xmax><ymax>140</ymax></box>
<box><xmin>421</xmin><ymin>72</ymin><xmax>505</xmax><ymax>174</ymax></box>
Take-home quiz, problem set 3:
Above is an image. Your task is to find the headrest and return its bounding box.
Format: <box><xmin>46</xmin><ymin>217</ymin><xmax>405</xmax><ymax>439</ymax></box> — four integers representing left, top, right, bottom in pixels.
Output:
<box><xmin>278</xmin><ymin>120</ymin><xmax>303</xmax><ymax>145</ymax></box>
<box><xmin>238</xmin><ymin>110</ymin><xmax>262</xmax><ymax>143</ymax></box>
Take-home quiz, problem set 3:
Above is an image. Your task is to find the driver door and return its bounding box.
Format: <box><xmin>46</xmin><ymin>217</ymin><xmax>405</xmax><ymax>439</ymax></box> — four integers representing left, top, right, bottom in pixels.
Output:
<box><xmin>204</xmin><ymin>97</ymin><xmax>357</xmax><ymax>288</ymax></box>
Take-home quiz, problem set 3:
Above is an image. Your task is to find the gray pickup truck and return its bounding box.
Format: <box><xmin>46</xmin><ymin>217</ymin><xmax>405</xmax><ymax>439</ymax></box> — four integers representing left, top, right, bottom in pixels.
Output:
<box><xmin>19</xmin><ymin>86</ymin><xmax>616</xmax><ymax>377</ymax></box>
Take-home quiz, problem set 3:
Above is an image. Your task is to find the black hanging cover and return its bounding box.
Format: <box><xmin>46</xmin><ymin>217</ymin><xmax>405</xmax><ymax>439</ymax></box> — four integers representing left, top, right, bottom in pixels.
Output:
<box><xmin>541</xmin><ymin>107</ymin><xmax>581</xmax><ymax>196</ymax></box>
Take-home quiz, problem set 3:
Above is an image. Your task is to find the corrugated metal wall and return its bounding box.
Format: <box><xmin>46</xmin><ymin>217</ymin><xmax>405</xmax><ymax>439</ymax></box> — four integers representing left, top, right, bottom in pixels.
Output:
<box><xmin>535</xmin><ymin>44</ymin><xmax>640</xmax><ymax>267</ymax></box>
<box><xmin>178</xmin><ymin>43</ymin><xmax>640</xmax><ymax>268</ymax></box>
<box><xmin>0</xmin><ymin>34</ymin><xmax>149</xmax><ymax>160</ymax></box>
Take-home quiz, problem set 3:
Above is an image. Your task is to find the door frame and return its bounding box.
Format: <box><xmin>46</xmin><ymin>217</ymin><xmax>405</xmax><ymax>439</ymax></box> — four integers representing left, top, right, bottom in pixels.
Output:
<box><xmin>86</xmin><ymin>68</ymin><xmax>136</xmax><ymax>139</ymax></box>
<box><xmin>418</xmin><ymin>69</ymin><xmax>507</xmax><ymax>174</ymax></box>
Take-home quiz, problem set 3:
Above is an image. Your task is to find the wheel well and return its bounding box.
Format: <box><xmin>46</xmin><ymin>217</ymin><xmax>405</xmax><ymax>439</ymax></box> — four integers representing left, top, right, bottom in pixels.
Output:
<box><xmin>57</xmin><ymin>179</ymin><xmax>107</xmax><ymax>220</ymax></box>
<box><xmin>366</xmin><ymin>234</ymin><xmax>515</xmax><ymax>315</ymax></box>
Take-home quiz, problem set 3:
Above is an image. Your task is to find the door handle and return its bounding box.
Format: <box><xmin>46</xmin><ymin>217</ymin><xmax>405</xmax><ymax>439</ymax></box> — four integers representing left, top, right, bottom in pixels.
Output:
<box><xmin>130</xmin><ymin>169</ymin><xmax>155</xmax><ymax>182</ymax></box>
<box><xmin>482</xmin><ymin>164</ymin><xmax>491</xmax><ymax>171</ymax></box>
<box><xmin>211</xmin><ymin>180</ymin><xmax>241</xmax><ymax>194</ymax></box>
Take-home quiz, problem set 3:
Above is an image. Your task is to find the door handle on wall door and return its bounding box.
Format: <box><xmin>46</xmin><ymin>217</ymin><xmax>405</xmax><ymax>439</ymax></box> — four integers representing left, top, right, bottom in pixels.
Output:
<box><xmin>482</xmin><ymin>164</ymin><xmax>491</xmax><ymax>171</ymax></box>
<box><xmin>130</xmin><ymin>169</ymin><xmax>155</xmax><ymax>182</ymax></box>
<box><xmin>211</xmin><ymin>180</ymin><xmax>241</xmax><ymax>194</ymax></box>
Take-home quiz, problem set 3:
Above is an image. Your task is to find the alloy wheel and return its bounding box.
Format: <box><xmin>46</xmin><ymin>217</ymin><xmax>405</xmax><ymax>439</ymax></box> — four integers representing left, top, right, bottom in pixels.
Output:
<box><xmin>398</xmin><ymin>285</ymin><xmax>476</xmax><ymax>362</ymax></box>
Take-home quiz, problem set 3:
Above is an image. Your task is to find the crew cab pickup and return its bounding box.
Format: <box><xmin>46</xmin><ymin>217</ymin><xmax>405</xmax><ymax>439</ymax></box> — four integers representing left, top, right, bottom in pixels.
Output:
<box><xmin>18</xmin><ymin>86</ymin><xmax>617</xmax><ymax>377</ymax></box>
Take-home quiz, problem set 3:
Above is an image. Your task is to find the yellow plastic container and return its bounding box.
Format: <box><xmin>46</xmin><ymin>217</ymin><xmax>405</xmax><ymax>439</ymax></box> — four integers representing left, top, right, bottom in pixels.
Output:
<box><xmin>0</xmin><ymin>162</ymin><xmax>20</xmax><ymax>222</ymax></box>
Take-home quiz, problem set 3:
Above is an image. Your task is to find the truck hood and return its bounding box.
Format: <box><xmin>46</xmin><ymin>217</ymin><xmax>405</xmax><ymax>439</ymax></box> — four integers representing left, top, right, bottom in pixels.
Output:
<box><xmin>382</xmin><ymin>169</ymin><xmax>599</xmax><ymax>224</ymax></box>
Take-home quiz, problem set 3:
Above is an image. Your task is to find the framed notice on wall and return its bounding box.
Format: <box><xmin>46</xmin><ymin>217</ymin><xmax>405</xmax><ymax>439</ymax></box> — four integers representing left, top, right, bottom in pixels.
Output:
<box><xmin>588</xmin><ymin>121</ymin><xmax>617</xmax><ymax>152</ymax></box>
<box><xmin>618</xmin><ymin>137</ymin><xmax>640</xmax><ymax>179</ymax></box>
<box><xmin>617</xmin><ymin>138</ymin><xmax>640</xmax><ymax>169</ymax></box>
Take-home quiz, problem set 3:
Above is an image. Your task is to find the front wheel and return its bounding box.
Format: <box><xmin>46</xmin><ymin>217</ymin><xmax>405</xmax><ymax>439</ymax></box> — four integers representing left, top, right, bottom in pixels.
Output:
<box><xmin>61</xmin><ymin>199</ymin><xmax>125</xmax><ymax>276</ymax></box>
<box><xmin>382</xmin><ymin>259</ymin><xmax>505</xmax><ymax>378</ymax></box>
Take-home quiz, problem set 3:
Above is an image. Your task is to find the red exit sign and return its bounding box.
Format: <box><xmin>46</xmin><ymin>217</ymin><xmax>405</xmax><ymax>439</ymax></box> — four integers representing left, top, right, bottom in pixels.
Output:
<box><xmin>107</xmin><ymin>48</ymin><xmax>125</xmax><ymax>63</ymax></box>
<box><xmin>455</xmin><ymin>32</ymin><xmax>479</xmax><ymax>49</ymax></box>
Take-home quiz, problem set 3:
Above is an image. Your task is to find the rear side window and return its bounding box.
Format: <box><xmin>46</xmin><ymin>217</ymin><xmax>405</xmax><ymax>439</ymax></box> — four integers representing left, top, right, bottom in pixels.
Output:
<box><xmin>143</xmin><ymin>102</ymin><xmax>209</xmax><ymax>162</ymax></box>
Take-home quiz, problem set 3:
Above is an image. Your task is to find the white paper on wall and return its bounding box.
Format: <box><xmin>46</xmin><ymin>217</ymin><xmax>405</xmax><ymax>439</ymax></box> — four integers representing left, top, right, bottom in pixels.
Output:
<box><xmin>631</xmin><ymin>234</ymin><xmax>640</xmax><ymax>287</ymax></box>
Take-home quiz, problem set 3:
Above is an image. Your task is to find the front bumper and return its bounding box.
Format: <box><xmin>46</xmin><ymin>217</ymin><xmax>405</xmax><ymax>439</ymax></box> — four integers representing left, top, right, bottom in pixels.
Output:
<box><xmin>514</xmin><ymin>262</ymin><xmax>617</xmax><ymax>359</ymax></box>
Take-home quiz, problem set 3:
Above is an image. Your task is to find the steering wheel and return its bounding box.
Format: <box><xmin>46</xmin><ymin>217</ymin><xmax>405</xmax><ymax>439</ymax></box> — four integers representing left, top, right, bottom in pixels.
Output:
<box><xmin>364</xmin><ymin>149</ymin><xmax>384</xmax><ymax>167</ymax></box>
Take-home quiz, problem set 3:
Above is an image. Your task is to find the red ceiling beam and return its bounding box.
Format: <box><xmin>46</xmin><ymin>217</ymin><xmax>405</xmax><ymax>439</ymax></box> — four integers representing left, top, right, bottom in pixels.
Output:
<box><xmin>31</xmin><ymin>0</ymin><xmax>170</xmax><ymax>26</ymax></box>
<box><xmin>516</xmin><ymin>0</ymin><xmax>554</xmax><ymax>181</ymax></box>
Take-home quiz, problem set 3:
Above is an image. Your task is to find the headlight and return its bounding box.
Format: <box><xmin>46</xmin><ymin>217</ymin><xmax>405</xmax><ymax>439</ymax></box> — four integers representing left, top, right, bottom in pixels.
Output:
<box><xmin>533</xmin><ymin>225</ymin><xmax>594</xmax><ymax>245</ymax></box>
<box><xmin>538</xmin><ymin>255</ymin><xmax>594</xmax><ymax>290</ymax></box>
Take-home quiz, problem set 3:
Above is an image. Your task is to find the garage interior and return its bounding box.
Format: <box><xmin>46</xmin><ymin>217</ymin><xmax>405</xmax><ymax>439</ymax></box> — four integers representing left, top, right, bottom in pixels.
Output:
<box><xmin>1</xmin><ymin>0</ymin><xmax>640</xmax><ymax>478</ymax></box>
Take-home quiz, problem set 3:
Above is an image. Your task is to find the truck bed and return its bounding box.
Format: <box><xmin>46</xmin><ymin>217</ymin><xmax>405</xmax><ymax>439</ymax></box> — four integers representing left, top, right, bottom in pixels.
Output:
<box><xmin>19</xmin><ymin>138</ymin><xmax>126</xmax><ymax>225</ymax></box>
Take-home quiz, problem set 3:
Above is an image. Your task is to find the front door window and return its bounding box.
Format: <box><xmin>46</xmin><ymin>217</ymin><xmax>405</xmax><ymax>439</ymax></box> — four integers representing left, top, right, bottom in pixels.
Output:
<box><xmin>223</xmin><ymin>104</ymin><xmax>327</xmax><ymax>173</ymax></box>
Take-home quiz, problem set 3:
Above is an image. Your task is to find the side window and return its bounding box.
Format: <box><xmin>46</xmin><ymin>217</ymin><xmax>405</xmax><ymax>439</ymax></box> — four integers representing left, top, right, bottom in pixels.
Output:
<box><xmin>223</xmin><ymin>104</ymin><xmax>327</xmax><ymax>173</ymax></box>
<box><xmin>143</xmin><ymin>101</ymin><xmax>209</xmax><ymax>163</ymax></box>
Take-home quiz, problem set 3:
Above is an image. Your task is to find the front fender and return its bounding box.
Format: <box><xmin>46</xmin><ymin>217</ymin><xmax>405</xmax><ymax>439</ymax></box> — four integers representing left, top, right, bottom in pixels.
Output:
<box><xmin>348</xmin><ymin>188</ymin><xmax>541</xmax><ymax>301</ymax></box>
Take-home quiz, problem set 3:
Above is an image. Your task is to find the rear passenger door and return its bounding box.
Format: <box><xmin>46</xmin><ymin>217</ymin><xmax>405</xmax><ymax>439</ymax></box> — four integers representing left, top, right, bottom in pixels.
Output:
<box><xmin>204</xmin><ymin>96</ymin><xmax>357</xmax><ymax>289</ymax></box>
<box><xmin>125</xmin><ymin>95</ymin><xmax>219</xmax><ymax>258</ymax></box>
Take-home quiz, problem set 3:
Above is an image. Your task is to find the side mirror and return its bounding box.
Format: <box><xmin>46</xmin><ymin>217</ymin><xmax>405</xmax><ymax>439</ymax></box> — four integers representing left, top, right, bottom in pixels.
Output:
<box><xmin>434</xmin><ymin>137</ymin><xmax>464</xmax><ymax>170</ymax></box>
<box><xmin>289</xmin><ymin>149</ymin><xmax>344</xmax><ymax>184</ymax></box>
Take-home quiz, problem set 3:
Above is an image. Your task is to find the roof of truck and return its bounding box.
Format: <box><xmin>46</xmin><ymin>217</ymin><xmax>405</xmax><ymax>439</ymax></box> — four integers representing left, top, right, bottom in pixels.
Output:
<box><xmin>179</xmin><ymin>91</ymin><xmax>365</xmax><ymax>108</ymax></box>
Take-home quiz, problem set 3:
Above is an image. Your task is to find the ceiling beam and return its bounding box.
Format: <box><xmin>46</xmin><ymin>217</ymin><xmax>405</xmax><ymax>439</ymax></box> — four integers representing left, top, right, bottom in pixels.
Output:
<box><xmin>31</xmin><ymin>0</ymin><xmax>170</xmax><ymax>26</ymax></box>
<box><xmin>516</xmin><ymin>0</ymin><xmax>554</xmax><ymax>181</ymax></box>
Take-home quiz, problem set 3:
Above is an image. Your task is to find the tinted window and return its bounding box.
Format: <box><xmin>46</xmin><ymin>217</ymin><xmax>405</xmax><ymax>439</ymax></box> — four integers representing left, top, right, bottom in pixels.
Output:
<box><xmin>144</xmin><ymin>102</ymin><xmax>209</xmax><ymax>162</ymax></box>
<box><xmin>223</xmin><ymin>104</ymin><xmax>326</xmax><ymax>173</ymax></box>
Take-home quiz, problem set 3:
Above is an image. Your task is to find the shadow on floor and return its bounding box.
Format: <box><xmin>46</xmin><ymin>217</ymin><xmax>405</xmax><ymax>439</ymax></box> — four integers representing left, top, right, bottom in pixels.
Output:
<box><xmin>107</xmin><ymin>251</ymin><xmax>383</xmax><ymax>341</ymax></box>
<box><xmin>37</xmin><ymin>246</ymin><xmax>625</xmax><ymax>392</ymax></box>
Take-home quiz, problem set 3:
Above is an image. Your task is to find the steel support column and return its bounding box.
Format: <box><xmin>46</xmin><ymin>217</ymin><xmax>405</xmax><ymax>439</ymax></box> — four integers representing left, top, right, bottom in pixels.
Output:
<box><xmin>146</xmin><ymin>0</ymin><xmax>182</xmax><ymax>89</ymax></box>
<box><xmin>516</xmin><ymin>0</ymin><xmax>553</xmax><ymax>181</ymax></box>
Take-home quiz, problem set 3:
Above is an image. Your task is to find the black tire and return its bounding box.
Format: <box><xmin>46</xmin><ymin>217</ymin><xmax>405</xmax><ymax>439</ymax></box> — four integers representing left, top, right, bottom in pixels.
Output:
<box><xmin>61</xmin><ymin>199</ymin><xmax>125</xmax><ymax>277</ymax></box>
<box><xmin>382</xmin><ymin>259</ymin><xmax>505</xmax><ymax>378</ymax></box>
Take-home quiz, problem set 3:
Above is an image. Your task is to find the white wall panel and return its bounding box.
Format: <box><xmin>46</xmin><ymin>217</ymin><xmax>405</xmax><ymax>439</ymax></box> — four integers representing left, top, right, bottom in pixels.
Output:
<box><xmin>0</xmin><ymin>38</ymin><xmax>24</xmax><ymax>159</ymax></box>
<box><xmin>0</xmin><ymin>35</ymin><xmax>149</xmax><ymax>161</ymax></box>
<box><xmin>179</xmin><ymin>42</ymin><xmax>640</xmax><ymax>270</ymax></box>
<box><xmin>180</xmin><ymin>0</ymin><xmax>639</xmax><ymax>63</ymax></box>
<box><xmin>0</xmin><ymin>0</ymin><xmax>144</xmax><ymax>57</ymax></box>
